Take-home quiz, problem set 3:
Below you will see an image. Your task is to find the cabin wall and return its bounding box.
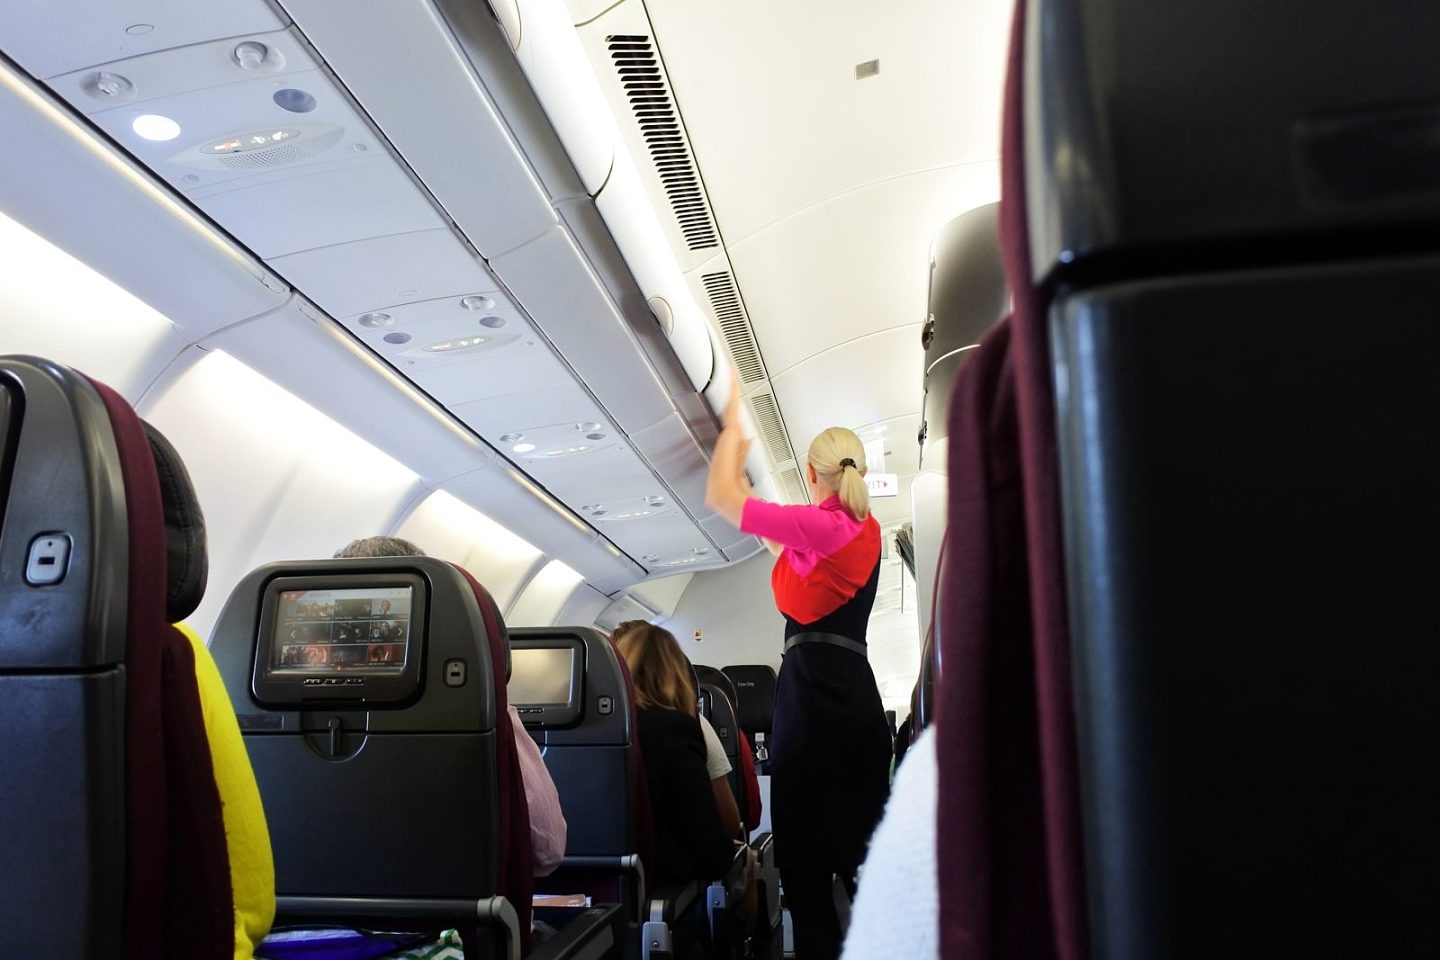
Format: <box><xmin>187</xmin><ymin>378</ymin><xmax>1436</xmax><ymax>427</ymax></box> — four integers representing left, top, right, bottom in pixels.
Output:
<box><xmin>667</xmin><ymin>553</ymin><xmax>786</xmax><ymax>672</ymax></box>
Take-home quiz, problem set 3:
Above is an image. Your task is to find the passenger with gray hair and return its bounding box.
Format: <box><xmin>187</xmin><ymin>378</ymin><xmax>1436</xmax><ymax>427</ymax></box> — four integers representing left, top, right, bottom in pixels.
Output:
<box><xmin>334</xmin><ymin>535</ymin><xmax>567</xmax><ymax>877</ymax></box>
<box><xmin>333</xmin><ymin>535</ymin><xmax>426</xmax><ymax>560</ymax></box>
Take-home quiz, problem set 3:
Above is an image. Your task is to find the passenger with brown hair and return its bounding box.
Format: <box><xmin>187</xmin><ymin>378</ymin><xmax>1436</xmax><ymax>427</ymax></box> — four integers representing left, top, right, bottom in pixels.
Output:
<box><xmin>614</xmin><ymin>622</ymin><xmax>740</xmax><ymax>887</ymax></box>
<box><xmin>612</xmin><ymin>619</ymin><xmax>744</xmax><ymax>842</ymax></box>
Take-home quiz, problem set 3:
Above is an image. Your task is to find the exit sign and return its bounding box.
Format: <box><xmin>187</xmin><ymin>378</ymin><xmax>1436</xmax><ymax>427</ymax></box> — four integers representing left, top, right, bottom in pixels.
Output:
<box><xmin>866</xmin><ymin>473</ymin><xmax>899</xmax><ymax>498</ymax></box>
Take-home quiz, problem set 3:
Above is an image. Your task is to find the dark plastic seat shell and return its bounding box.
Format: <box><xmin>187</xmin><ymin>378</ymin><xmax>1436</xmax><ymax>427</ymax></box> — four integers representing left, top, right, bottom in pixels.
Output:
<box><xmin>1007</xmin><ymin>1</ymin><xmax>1440</xmax><ymax>957</ymax></box>
<box><xmin>209</xmin><ymin>557</ymin><xmax>534</xmax><ymax>955</ymax></box>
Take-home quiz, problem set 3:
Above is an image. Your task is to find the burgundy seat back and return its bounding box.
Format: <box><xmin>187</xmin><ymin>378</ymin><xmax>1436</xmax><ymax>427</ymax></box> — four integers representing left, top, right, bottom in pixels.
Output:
<box><xmin>454</xmin><ymin>567</ymin><xmax>534</xmax><ymax>949</ymax></box>
<box><xmin>933</xmin><ymin>4</ymin><xmax>1088</xmax><ymax>959</ymax></box>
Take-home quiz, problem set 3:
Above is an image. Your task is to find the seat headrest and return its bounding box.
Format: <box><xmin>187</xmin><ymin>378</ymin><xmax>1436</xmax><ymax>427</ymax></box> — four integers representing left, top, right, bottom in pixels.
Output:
<box><xmin>142</xmin><ymin>421</ymin><xmax>207</xmax><ymax>623</ymax></box>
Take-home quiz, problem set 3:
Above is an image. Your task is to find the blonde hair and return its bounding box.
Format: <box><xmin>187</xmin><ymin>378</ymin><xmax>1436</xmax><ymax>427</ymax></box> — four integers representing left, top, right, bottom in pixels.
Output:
<box><xmin>807</xmin><ymin>426</ymin><xmax>870</xmax><ymax>521</ymax></box>
<box><xmin>616</xmin><ymin>623</ymin><xmax>698</xmax><ymax>717</ymax></box>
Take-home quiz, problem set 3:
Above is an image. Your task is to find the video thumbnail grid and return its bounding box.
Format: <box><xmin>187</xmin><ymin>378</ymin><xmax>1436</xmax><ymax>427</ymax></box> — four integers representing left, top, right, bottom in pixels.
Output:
<box><xmin>274</xmin><ymin>590</ymin><xmax>412</xmax><ymax>671</ymax></box>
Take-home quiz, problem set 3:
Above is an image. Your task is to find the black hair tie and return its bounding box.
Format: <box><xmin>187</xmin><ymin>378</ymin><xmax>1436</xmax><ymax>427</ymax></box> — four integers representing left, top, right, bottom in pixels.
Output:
<box><xmin>839</xmin><ymin>458</ymin><xmax>856</xmax><ymax>470</ymax></box>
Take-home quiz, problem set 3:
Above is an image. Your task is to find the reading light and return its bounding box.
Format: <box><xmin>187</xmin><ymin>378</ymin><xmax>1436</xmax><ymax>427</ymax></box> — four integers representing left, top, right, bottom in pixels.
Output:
<box><xmin>383</xmin><ymin>332</ymin><xmax>411</xmax><ymax>345</ymax></box>
<box><xmin>84</xmin><ymin>72</ymin><xmax>133</xmax><ymax>100</ymax></box>
<box><xmin>479</xmin><ymin>316</ymin><xmax>507</xmax><ymax>329</ymax></box>
<box><xmin>232</xmin><ymin>41</ymin><xmax>269</xmax><ymax>70</ymax></box>
<box><xmin>132</xmin><ymin>114</ymin><xmax>180</xmax><ymax>142</ymax></box>
<box><xmin>512</xmin><ymin>442</ymin><xmax>537</xmax><ymax>454</ymax></box>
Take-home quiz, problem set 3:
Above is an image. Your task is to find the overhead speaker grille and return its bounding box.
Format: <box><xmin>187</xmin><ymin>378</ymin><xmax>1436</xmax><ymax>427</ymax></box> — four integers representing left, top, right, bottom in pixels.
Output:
<box><xmin>215</xmin><ymin>142</ymin><xmax>322</xmax><ymax>169</ymax></box>
<box><xmin>749</xmin><ymin>390</ymin><xmax>796</xmax><ymax>466</ymax></box>
<box><xmin>777</xmin><ymin>465</ymin><xmax>807</xmax><ymax>505</ymax></box>
<box><xmin>701</xmin><ymin>271</ymin><xmax>765</xmax><ymax>384</ymax></box>
<box><xmin>607</xmin><ymin>34</ymin><xmax>720</xmax><ymax>251</ymax></box>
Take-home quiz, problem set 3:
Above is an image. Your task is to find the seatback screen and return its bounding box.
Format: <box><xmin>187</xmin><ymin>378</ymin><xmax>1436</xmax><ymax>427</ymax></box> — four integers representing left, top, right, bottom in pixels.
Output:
<box><xmin>509</xmin><ymin>646</ymin><xmax>576</xmax><ymax>706</ymax></box>
<box><xmin>269</xmin><ymin>586</ymin><xmax>413</xmax><ymax>675</ymax></box>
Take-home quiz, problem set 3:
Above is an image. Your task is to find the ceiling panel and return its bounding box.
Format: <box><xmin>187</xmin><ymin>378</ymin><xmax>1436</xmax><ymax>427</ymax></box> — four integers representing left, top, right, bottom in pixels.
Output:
<box><xmin>55</xmin><ymin>32</ymin><xmax>449</xmax><ymax>261</ymax></box>
<box><xmin>723</xmin><ymin>164</ymin><xmax>999</xmax><ymax>376</ymax></box>
<box><xmin>640</xmin><ymin>0</ymin><xmax>1010</xmax><ymax>242</ymax></box>
<box><xmin>449</xmin><ymin>384</ymin><xmax>607</xmax><ymax>440</ymax></box>
<box><xmin>0</xmin><ymin>0</ymin><xmax>286</xmax><ymax>79</ymax></box>
<box><xmin>769</xmin><ymin>324</ymin><xmax>924</xmax><ymax>452</ymax></box>
<box><xmin>267</xmin><ymin>230</ymin><xmax>497</xmax><ymax>319</ymax></box>
<box><xmin>420</xmin><ymin>347</ymin><xmax>575</xmax><ymax>406</ymax></box>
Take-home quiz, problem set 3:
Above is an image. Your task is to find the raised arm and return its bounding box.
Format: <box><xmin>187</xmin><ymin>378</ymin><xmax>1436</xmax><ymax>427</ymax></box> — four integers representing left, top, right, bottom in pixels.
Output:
<box><xmin>705</xmin><ymin>367</ymin><xmax>754</xmax><ymax>528</ymax></box>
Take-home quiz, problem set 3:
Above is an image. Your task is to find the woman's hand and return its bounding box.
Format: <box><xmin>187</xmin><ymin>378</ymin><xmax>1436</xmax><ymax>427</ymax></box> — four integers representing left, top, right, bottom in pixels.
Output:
<box><xmin>706</xmin><ymin>367</ymin><xmax>755</xmax><ymax>528</ymax></box>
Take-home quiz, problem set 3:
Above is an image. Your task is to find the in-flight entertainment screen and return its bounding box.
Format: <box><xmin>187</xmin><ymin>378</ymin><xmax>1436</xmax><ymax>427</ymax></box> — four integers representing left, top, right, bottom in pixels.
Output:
<box><xmin>509</xmin><ymin>646</ymin><xmax>577</xmax><ymax>706</ymax></box>
<box><xmin>269</xmin><ymin>586</ymin><xmax>414</xmax><ymax>676</ymax></box>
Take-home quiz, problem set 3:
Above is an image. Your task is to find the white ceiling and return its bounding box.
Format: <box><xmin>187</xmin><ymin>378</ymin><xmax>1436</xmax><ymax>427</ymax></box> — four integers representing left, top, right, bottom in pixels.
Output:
<box><xmin>619</xmin><ymin>0</ymin><xmax>1011</xmax><ymax>521</ymax></box>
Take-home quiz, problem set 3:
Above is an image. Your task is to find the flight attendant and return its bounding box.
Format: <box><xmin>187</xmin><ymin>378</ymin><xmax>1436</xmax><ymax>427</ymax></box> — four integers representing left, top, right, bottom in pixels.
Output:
<box><xmin>706</xmin><ymin>375</ymin><xmax>892</xmax><ymax>960</ymax></box>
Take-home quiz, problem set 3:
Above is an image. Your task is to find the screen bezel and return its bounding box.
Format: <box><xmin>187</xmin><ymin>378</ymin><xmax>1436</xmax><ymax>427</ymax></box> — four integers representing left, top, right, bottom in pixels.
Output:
<box><xmin>250</xmin><ymin>572</ymin><xmax>428</xmax><ymax>708</ymax></box>
<box><xmin>508</xmin><ymin>637</ymin><xmax>585</xmax><ymax>729</ymax></box>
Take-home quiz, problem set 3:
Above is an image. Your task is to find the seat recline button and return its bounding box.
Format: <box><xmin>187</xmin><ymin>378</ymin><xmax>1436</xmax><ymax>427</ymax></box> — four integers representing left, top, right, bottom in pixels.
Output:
<box><xmin>25</xmin><ymin>533</ymin><xmax>72</xmax><ymax>585</ymax></box>
<box><xmin>598</xmin><ymin>695</ymin><xmax>614</xmax><ymax>715</ymax></box>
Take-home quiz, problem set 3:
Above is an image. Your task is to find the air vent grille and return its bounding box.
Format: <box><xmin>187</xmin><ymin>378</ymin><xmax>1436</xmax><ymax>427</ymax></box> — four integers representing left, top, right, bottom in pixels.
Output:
<box><xmin>749</xmin><ymin>390</ymin><xmax>795</xmax><ymax>466</ymax></box>
<box><xmin>701</xmin><ymin>271</ymin><xmax>765</xmax><ymax>384</ymax></box>
<box><xmin>607</xmin><ymin>35</ymin><xmax>719</xmax><ymax>251</ymax></box>
<box><xmin>777</xmin><ymin>466</ymin><xmax>807</xmax><ymax>504</ymax></box>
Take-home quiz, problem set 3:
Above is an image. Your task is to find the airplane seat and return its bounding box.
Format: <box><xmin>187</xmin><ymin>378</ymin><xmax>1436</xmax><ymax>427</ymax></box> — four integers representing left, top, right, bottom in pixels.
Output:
<box><xmin>507</xmin><ymin>629</ymin><xmax>648</xmax><ymax>912</ymax></box>
<box><xmin>0</xmin><ymin>355</ymin><xmax>268</xmax><ymax>960</ymax></box>
<box><xmin>937</xmin><ymin>1</ymin><xmax>1440</xmax><ymax>958</ymax></box>
<box><xmin>208</xmin><ymin>558</ymin><xmax>621</xmax><ymax>959</ymax></box>
<box><xmin>719</xmin><ymin>664</ymin><xmax>777</xmax><ymax>771</ymax></box>
<box><xmin>509</xmin><ymin>626</ymin><xmax>722</xmax><ymax>960</ymax></box>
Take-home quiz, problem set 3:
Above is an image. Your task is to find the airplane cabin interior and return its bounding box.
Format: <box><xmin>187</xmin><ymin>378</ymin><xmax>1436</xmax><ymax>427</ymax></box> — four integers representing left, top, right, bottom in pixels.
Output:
<box><xmin>2</xmin><ymin>0</ymin><xmax>1439</xmax><ymax>958</ymax></box>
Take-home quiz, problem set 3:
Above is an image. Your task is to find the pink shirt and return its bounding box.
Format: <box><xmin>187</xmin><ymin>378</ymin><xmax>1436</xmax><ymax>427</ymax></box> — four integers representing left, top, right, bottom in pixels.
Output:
<box><xmin>509</xmin><ymin>702</ymin><xmax>567</xmax><ymax>877</ymax></box>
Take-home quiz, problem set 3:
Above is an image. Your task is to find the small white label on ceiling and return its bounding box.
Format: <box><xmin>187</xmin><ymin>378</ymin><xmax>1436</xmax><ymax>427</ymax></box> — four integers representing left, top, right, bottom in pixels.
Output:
<box><xmin>867</xmin><ymin>473</ymin><xmax>899</xmax><ymax>498</ymax></box>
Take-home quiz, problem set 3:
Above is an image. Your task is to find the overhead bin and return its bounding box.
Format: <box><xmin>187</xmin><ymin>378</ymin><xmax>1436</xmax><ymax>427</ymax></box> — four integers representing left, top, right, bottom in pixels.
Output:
<box><xmin>501</xmin><ymin>0</ymin><xmax>619</xmax><ymax>195</ymax></box>
<box><xmin>592</xmin><ymin>142</ymin><xmax>718</xmax><ymax>392</ymax></box>
<box><xmin>277</xmin><ymin>0</ymin><xmax>559</xmax><ymax>258</ymax></box>
<box><xmin>920</xmin><ymin>202</ymin><xmax>1005</xmax><ymax>458</ymax></box>
<box><xmin>912</xmin><ymin>201</ymin><xmax>1005</xmax><ymax>636</ymax></box>
<box><xmin>475</xmin><ymin>0</ymin><xmax>720</xmax><ymax>394</ymax></box>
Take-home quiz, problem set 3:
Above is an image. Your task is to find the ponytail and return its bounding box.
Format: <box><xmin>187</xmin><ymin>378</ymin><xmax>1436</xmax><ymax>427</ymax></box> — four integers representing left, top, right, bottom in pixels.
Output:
<box><xmin>837</xmin><ymin>460</ymin><xmax>870</xmax><ymax>522</ymax></box>
<box><xmin>806</xmin><ymin>427</ymin><xmax>870</xmax><ymax>521</ymax></box>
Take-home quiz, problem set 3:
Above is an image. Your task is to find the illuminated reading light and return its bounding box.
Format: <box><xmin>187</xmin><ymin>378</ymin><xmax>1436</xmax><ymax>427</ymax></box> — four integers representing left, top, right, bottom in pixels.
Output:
<box><xmin>535</xmin><ymin>445</ymin><xmax>591</xmax><ymax>457</ymax></box>
<box><xmin>132</xmin><ymin>114</ymin><xmax>181</xmax><ymax>142</ymax></box>
<box><xmin>512</xmin><ymin>442</ymin><xmax>537</xmax><ymax>454</ymax></box>
<box><xmin>610</xmin><ymin>510</ymin><xmax>652</xmax><ymax>520</ymax></box>
<box><xmin>426</xmin><ymin>336</ymin><xmax>488</xmax><ymax>353</ymax></box>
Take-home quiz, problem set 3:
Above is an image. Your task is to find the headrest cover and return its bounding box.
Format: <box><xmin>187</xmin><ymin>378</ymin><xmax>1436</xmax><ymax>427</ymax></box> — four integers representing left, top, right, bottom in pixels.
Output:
<box><xmin>143</xmin><ymin>421</ymin><xmax>207</xmax><ymax>623</ymax></box>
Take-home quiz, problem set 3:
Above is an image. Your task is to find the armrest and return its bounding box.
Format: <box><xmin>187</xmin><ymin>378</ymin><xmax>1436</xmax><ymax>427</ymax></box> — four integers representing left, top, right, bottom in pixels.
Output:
<box><xmin>275</xmin><ymin>895</ymin><xmax>521</xmax><ymax>960</ymax></box>
<box><xmin>524</xmin><ymin>904</ymin><xmax>622</xmax><ymax>960</ymax></box>
<box><xmin>552</xmin><ymin>853</ymin><xmax>645</xmax><ymax>924</ymax></box>
<box><xmin>646</xmin><ymin>881</ymin><xmax>701</xmax><ymax>925</ymax></box>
